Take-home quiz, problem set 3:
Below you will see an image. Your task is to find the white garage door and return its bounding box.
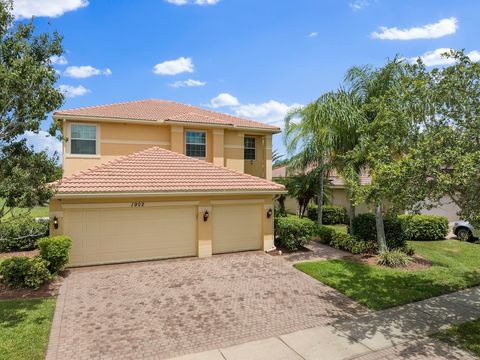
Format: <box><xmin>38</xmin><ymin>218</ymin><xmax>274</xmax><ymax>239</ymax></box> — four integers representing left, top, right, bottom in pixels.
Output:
<box><xmin>212</xmin><ymin>204</ymin><xmax>262</xmax><ymax>254</ymax></box>
<box><xmin>64</xmin><ymin>204</ymin><xmax>197</xmax><ymax>266</ymax></box>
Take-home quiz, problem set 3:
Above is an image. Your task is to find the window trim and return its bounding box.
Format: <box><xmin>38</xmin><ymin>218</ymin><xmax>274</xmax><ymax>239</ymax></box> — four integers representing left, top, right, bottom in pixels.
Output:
<box><xmin>244</xmin><ymin>136</ymin><xmax>256</xmax><ymax>161</ymax></box>
<box><xmin>67</xmin><ymin>122</ymin><xmax>100</xmax><ymax>157</ymax></box>
<box><xmin>185</xmin><ymin>129</ymin><xmax>207</xmax><ymax>159</ymax></box>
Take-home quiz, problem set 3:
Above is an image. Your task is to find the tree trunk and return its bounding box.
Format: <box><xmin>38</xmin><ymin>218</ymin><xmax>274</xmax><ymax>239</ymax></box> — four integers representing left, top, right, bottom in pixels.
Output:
<box><xmin>348</xmin><ymin>200</ymin><xmax>355</xmax><ymax>233</ymax></box>
<box><xmin>375</xmin><ymin>203</ymin><xmax>388</xmax><ymax>252</ymax></box>
<box><xmin>317</xmin><ymin>158</ymin><xmax>324</xmax><ymax>227</ymax></box>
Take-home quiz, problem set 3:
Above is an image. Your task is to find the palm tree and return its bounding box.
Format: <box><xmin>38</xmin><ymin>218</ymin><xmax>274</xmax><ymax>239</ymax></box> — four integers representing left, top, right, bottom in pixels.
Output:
<box><xmin>341</xmin><ymin>58</ymin><xmax>405</xmax><ymax>251</ymax></box>
<box><xmin>284</xmin><ymin>91</ymin><xmax>364</xmax><ymax>226</ymax></box>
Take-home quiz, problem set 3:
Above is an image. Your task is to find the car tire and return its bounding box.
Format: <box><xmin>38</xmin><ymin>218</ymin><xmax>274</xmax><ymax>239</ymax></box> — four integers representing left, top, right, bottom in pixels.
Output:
<box><xmin>456</xmin><ymin>228</ymin><xmax>472</xmax><ymax>241</ymax></box>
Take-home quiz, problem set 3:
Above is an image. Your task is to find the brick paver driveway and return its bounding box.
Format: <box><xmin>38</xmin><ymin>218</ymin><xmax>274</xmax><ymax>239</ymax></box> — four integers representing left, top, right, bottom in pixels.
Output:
<box><xmin>47</xmin><ymin>251</ymin><xmax>368</xmax><ymax>359</ymax></box>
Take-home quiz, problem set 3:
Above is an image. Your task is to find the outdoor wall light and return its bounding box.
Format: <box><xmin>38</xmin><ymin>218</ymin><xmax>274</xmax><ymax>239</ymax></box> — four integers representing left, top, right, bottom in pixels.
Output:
<box><xmin>203</xmin><ymin>210</ymin><xmax>209</xmax><ymax>222</ymax></box>
<box><xmin>53</xmin><ymin>216</ymin><xmax>59</xmax><ymax>229</ymax></box>
<box><xmin>266</xmin><ymin>208</ymin><xmax>273</xmax><ymax>218</ymax></box>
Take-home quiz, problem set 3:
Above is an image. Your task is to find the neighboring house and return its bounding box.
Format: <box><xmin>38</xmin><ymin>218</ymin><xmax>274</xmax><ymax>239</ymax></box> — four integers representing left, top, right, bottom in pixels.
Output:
<box><xmin>273</xmin><ymin>164</ymin><xmax>460</xmax><ymax>221</ymax></box>
<box><xmin>49</xmin><ymin>99</ymin><xmax>285</xmax><ymax>266</ymax></box>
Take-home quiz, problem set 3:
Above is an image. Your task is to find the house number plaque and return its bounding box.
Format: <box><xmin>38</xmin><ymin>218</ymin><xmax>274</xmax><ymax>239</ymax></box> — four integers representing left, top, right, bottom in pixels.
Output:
<box><xmin>130</xmin><ymin>201</ymin><xmax>145</xmax><ymax>207</ymax></box>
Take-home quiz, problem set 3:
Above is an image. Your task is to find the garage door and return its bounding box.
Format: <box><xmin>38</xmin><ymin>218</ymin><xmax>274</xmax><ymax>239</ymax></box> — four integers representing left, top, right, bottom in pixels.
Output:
<box><xmin>64</xmin><ymin>205</ymin><xmax>197</xmax><ymax>266</ymax></box>
<box><xmin>212</xmin><ymin>204</ymin><xmax>262</xmax><ymax>254</ymax></box>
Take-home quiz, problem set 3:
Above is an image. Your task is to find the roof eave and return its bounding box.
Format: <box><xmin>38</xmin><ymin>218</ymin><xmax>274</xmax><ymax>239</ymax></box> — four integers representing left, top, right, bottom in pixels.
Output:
<box><xmin>53</xmin><ymin>189</ymin><xmax>287</xmax><ymax>199</ymax></box>
<box><xmin>53</xmin><ymin>114</ymin><xmax>281</xmax><ymax>133</ymax></box>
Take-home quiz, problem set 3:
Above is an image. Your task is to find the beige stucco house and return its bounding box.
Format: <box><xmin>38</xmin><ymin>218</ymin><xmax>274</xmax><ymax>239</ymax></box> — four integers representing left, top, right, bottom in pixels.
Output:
<box><xmin>50</xmin><ymin>99</ymin><xmax>285</xmax><ymax>267</ymax></box>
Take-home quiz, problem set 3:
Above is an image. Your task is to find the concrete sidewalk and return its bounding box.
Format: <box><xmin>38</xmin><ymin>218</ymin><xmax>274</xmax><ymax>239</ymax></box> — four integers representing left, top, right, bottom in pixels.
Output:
<box><xmin>170</xmin><ymin>286</ymin><xmax>480</xmax><ymax>360</ymax></box>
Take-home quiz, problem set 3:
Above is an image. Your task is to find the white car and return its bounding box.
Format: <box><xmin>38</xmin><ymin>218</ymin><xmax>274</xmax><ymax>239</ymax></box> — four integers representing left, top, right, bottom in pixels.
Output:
<box><xmin>453</xmin><ymin>221</ymin><xmax>478</xmax><ymax>241</ymax></box>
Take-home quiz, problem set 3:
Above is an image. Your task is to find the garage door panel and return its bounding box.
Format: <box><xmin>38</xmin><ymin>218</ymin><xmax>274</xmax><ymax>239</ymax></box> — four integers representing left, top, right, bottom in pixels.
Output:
<box><xmin>64</xmin><ymin>205</ymin><xmax>197</xmax><ymax>266</ymax></box>
<box><xmin>213</xmin><ymin>204</ymin><xmax>262</xmax><ymax>254</ymax></box>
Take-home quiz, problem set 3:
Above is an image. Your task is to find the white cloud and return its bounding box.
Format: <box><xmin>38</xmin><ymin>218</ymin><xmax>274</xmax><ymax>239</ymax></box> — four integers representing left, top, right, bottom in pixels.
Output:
<box><xmin>63</xmin><ymin>65</ymin><xmax>111</xmax><ymax>78</ymax></box>
<box><xmin>372</xmin><ymin>17</ymin><xmax>458</xmax><ymax>40</ymax></box>
<box><xmin>23</xmin><ymin>131</ymin><xmax>62</xmax><ymax>157</ymax></box>
<box><xmin>233</xmin><ymin>100</ymin><xmax>302</xmax><ymax>127</ymax></box>
<box><xmin>350</xmin><ymin>0</ymin><xmax>369</xmax><ymax>11</ymax></box>
<box><xmin>13</xmin><ymin>0</ymin><xmax>88</xmax><ymax>19</ymax></box>
<box><xmin>153</xmin><ymin>57</ymin><xmax>194</xmax><ymax>76</ymax></box>
<box><xmin>309</xmin><ymin>32</ymin><xmax>318</xmax><ymax>37</ymax></box>
<box><xmin>170</xmin><ymin>79</ymin><xmax>206</xmax><ymax>88</ymax></box>
<box><xmin>50</xmin><ymin>55</ymin><xmax>68</xmax><ymax>65</ymax></box>
<box><xmin>165</xmin><ymin>0</ymin><xmax>220</xmax><ymax>5</ymax></box>
<box><xmin>209</xmin><ymin>93</ymin><xmax>240</xmax><ymax>108</ymax></box>
<box><xmin>58</xmin><ymin>84</ymin><xmax>90</xmax><ymax>98</ymax></box>
<box><xmin>409</xmin><ymin>48</ymin><xmax>480</xmax><ymax>66</ymax></box>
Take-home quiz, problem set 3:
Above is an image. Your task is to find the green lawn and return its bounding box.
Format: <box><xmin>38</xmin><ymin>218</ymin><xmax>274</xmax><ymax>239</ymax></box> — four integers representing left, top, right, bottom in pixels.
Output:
<box><xmin>433</xmin><ymin>318</ymin><xmax>480</xmax><ymax>357</ymax></box>
<box><xmin>324</xmin><ymin>224</ymin><xmax>348</xmax><ymax>233</ymax></box>
<box><xmin>295</xmin><ymin>240</ymin><xmax>480</xmax><ymax>310</ymax></box>
<box><xmin>0</xmin><ymin>298</ymin><xmax>56</xmax><ymax>360</ymax></box>
<box><xmin>0</xmin><ymin>199</ymin><xmax>49</xmax><ymax>219</ymax></box>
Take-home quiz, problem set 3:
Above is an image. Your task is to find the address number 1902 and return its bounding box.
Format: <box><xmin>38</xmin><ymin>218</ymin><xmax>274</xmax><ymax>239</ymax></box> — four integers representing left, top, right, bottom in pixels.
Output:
<box><xmin>130</xmin><ymin>202</ymin><xmax>145</xmax><ymax>207</ymax></box>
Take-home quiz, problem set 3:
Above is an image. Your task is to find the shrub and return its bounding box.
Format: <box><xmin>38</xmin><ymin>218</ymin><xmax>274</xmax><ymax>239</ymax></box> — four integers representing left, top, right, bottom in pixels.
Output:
<box><xmin>401</xmin><ymin>244</ymin><xmax>415</xmax><ymax>256</ymax></box>
<box><xmin>37</xmin><ymin>236</ymin><xmax>72</xmax><ymax>274</ymax></box>
<box><xmin>377</xmin><ymin>249</ymin><xmax>412</xmax><ymax>268</ymax></box>
<box><xmin>398</xmin><ymin>214</ymin><xmax>449</xmax><ymax>241</ymax></box>
<box><xmin>306</xmin><ymin>205</ymin><xmax>348</xmax><ymax>225</ymax></box>
<box><xmin>0</xmin><ymin>256</ymin><xmax>51</xmax><ymax>289</ymax></box>
<box><xmin>351</xmin><ymin>213</ymin><xmax>406</xmax><ymax>250</ymax></box>
<box><xmin>317</xmin><ymin>226</ymin><xmax>336</xmax><ymax>244</ymax></box>
<box><xmin>275</xmin><ymin>216</ymin><xmax>316</xmax><ymax>251</ymax></box>
<box><xmin>0</xmin><ymin>216</ymin><xmax>49</xmax><ymax>252</ymax></box>
<box><xmin>330</xmin><ymin>232</ymin><xmax>376</xmax><ymax>254</ymax></box>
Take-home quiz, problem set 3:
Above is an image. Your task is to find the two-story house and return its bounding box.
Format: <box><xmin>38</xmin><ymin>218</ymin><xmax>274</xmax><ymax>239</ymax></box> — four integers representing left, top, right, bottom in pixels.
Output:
<box><xmin>49</xmin><ymin>99</ymin><xmax>285</xmax><ymax>266</ymax></box>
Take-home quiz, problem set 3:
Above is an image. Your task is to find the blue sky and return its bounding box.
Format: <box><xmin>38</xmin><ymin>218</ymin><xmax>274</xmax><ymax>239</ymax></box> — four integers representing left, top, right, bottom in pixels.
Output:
<box><xmin>14</xmin><ymin>0</ymin><xmax>480</xmax><ymax>157</ymax></box>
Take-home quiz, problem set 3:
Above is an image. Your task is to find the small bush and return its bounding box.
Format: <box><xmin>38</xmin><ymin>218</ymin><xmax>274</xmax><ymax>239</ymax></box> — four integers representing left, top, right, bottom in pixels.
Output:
<box><xmin>0</xmin><ymin>216</ymin><xmax>49</xmax><ymax>252</ymax></box>
<box><xmin>330</xmin><ymin>232</ymin><xmax>375</xmax><ymax>254</ymax></box>
<box><xmin>398</xmin><ymin>214</ymin><xmax>449</xmax><ymax>241</ymax></box>
<box><xmin>377</xmin><ymin>249</ymin><xmax>412</xmax><ymax>268</ymax></box>
<box><xmin>401</xmin><ymin>244</ymin><xmax>415</xmax><ymax>256</ymax></box>
<box><xmin>317</xmin><ymin>226</ymin><xmax>336</xmax><ymax>244</ymax></box>
<box><xmin>306</xmin><ymin>205</ymin><xmax>348</xmax><ymax>225</ymax></box>
<box><xmin>0</xmin><ymin>256</ymin><xmax>51</xmax><ymax>289</ymax></box>
<box><xmin>275</xmin><ymin>216</ymin><xmax>316</xmax><ymax>251</ymax></box>
<box><xmin>351</xmin><ymin>213</ymin><xmax>406</xmax><ymax>250</ymax></box>
<box><xmin>38</xmin><ymin>236</ymin><xmax>72</xmax><ymax>274</ymax></box>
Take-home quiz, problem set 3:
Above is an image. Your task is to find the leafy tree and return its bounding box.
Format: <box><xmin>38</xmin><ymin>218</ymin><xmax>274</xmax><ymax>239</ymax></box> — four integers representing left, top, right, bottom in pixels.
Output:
<box><xmin>0</xmin><ymin>0</ymin><xmax>64</xmax><ymax>219</ymax></box>
<box><xmin>370</xmin><ymin>50</ymin><xmax>480</xmax><ymax>226</ymax></box>
<box><xmin>278</xmin><ymin>170</ymin><xmax>321</xmax><ymax>218</ymax></box>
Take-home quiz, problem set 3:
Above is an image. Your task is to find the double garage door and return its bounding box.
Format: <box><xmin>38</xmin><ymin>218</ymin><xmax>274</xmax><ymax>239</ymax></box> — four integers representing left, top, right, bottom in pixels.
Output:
<box><xmin>64</xmin><ymin>203</ymin><xmax>262</xmax><ymax>266</ymax></box>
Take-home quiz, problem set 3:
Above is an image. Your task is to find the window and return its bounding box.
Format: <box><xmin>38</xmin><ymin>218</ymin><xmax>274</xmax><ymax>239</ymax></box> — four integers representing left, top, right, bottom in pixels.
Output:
<box><xmin>185</xmin><ymin>130</ymin><xmax>206</xmax><ymax>158</ymax></box>
<box><xmin>70</xmin><ymin>124</ymin><xmax>97</xmax><ymax>155</ymax></box>
<box><xmin>244</xmin><ymin>136</ymin><xmax>256</xmax><ymax>160</ymax></box>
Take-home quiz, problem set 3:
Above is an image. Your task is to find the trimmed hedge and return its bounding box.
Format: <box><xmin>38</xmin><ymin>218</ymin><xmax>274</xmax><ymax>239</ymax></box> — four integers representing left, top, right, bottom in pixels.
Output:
<box><xmin>317</xmin><ymin>225</ymin><xmax>336</xmax><ymax>244</ymax></box>
<box><xmin>0</xmin><ymin>216</ymin><xmax>49</xmax><ymax>252</ymax></box>
<box><xmin>351</xmin><ymin>213</ymin><xmax>406</xmax><ymax>250</ymax></box>
<box><xmin>330</xmin><ymin>232</ymin><xmax>377</xmax><ymax>254</ymax></box>
<box><xmin>0</xmin><ymin>256</ymin><xmax>51</xmax><ymax>289</ymax></box>
<box><xmin>37</xmin><ymin>236</ymin><xmax>72</xmax><ymax>274</ymax></box>
<box><xmin>275</xmin><ymin>216</ymin><xmax>316</xmax><ymax>251</ymax></box>
<box><xmin>306</xmin><ymin>205</ymin><xmax>348</xmax><ymax>225</ymax></box>
<box><xmin>398</xmin><ymin>214</ymin><xmax>449</xmax><ymax>241</ymax></box>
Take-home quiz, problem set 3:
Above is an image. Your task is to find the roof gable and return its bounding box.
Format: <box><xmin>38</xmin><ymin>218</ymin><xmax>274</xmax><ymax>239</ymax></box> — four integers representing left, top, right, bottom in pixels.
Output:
<box><xmin>54</xmin><ymin>147</ymin><xmax>285</xmax><ymax>195</ymax></box>
<box><xmin>54</xmin><ymin>99</ymin><xmax>279</xmax><ymax>132</ymax></box>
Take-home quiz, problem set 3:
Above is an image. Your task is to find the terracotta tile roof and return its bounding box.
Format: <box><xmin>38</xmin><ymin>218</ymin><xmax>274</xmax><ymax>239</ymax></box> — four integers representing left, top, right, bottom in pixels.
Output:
<box><xmin>53</xmin><ymin>147</ymin><xmax>285</xmax><ymax>194</ymax></box>
<box><xmin>54</xmin><ymin>99</ymin><xmax>280</xmax><ymax>132</ymax></box>
<box><xmin>271</xmin><ymin>165</ymin><xmax>371</xmax><ymax>187</ymax></box>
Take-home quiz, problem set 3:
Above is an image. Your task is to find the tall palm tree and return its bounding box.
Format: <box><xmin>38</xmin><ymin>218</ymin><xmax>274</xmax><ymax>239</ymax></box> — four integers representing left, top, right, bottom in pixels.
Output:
<box><xmin>284</xmin><ymin>91</ymin><xmax>363</xmax><ymax>226</ymax></box>
<box><xmin>342</xmin><ymin>58</ymin><xmax>405</xmax><ymax>251</ymax></box>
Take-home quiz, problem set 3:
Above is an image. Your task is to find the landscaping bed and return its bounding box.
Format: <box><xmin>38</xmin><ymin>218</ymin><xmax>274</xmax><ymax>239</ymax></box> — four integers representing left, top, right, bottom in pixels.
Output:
<box><xmin>343</xmin><ymin>252</ymin><xmax>432</xmax><ymax>271</ymax></box>
<box><xmin>0</xmin><ymin>274</ymin><xmax>64</xmax><ymax>300</ymax></box>
<box><xmin>295</xmin><ymin>240</ymin><xmax>480</xmax><ymax>310</ymax></box>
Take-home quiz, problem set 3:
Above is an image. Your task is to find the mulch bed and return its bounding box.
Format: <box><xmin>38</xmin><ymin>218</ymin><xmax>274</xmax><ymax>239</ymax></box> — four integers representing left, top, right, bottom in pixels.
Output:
<box><xmin>344</xmin><ymin>253</ymin><xmax>432</xmax><ymax>270</ymax></box>
<box><xmin>0</xmin><ymin>249</ymin><xmax>39</xmax><ymax>259</ymax></box>
<box><xmin>0</xmin><ymin>273</ymin><xmax>65</xmax><ymax>300</ymax></box>
<box><xmin>267</xmin><ymin>246</ymin><xmax>311</xmax><ymax>257</ymax></box>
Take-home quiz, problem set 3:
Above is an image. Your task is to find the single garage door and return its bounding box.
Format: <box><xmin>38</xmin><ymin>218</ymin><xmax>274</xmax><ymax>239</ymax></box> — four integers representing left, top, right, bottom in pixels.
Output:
<box><xmin>64</xmin><ymin>204</ymin><xmax>197</xmax><ymax>266</ymax></box>
<box><xmin>212</xmin><ymin>204</ymin><xmax>262</xmax><ymax>254</ymax></box>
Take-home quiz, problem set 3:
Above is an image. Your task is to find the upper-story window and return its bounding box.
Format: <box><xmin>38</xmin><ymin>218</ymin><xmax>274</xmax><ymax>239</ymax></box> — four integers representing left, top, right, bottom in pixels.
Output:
<box><xmin>185</xmin><ymin>130</ymin><xmax>206</xmax><ymax>158</ymax></box>
<box><xmin>244</xmin><ymin>136</ymin><xmax>256</xmax><ymax>160</ymax></box>
<box><xmin>70</xmin><ymin>124</ymin><xmax>97</xmax><ymax>155</ymax></box>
